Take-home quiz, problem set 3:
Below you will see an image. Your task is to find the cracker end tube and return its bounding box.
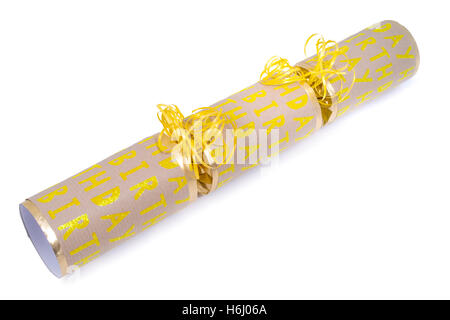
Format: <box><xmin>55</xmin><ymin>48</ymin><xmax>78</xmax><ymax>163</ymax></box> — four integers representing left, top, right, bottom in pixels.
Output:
<box><xmin>20</xmin><ymin>201</ymin><xmax>68</xmax><ymax>277</ymax></box>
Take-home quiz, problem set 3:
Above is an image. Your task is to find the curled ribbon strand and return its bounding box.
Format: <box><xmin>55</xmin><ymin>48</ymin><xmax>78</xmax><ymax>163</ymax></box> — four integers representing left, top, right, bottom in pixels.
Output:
<box><xmin>260</xmin><ymin>34</ymin><xmax>355</xmax><ymax>110</ymax></box>
<box><xmin>157</xmin><ymin>104</ymin><xmax>237</xmax><ymax>183</ymax></box>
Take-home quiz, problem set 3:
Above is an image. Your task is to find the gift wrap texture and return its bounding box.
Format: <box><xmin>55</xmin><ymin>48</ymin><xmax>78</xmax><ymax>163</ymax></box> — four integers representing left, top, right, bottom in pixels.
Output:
<box><xmin>20</xmin><ymin>20</ymin><xmax>419</xmax><ymax>277</ymax></box>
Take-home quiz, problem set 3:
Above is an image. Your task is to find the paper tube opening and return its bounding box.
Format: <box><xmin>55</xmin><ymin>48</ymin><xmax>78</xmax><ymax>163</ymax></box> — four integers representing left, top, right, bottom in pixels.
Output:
<box><xmin>20</xmin><ymin>203</ymin><xmax>62</xmax><ymax>277</ymax></box>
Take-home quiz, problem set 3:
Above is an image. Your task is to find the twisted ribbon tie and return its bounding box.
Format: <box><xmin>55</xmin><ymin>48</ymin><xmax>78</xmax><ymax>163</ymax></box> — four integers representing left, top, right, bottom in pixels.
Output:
<box><xmin>157</xmin><ymin>104</ymin><xmax>237</xmax><ymax>199</ymax></box>
<box><xmin>260</xmin><ymin>34</ymin><xmax>355</xmax><ymax>125</ymax></box>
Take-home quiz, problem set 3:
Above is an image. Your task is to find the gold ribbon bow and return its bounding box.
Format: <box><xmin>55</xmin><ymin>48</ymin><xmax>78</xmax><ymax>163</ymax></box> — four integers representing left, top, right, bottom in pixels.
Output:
<box><xmin>157</xmin><ymin>104</ymin><xmax>237</xmax><ymax>199</ymax></box>
<box><xmin>260</xmin><ymin>34</ymin><xmax>355</xmax><ymax>125</ymax></box>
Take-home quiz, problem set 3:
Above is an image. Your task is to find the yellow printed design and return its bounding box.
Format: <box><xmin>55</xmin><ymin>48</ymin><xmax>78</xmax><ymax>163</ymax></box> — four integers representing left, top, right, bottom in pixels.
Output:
<box><xmin>168</xmin><ymin>177</ymin><xmax>190</xmax><ymax>204</ymax></box>
<box><xmin>101</xmin><ymin>211</ymin><xmax>130</xmax><ymax>232</ymax></box>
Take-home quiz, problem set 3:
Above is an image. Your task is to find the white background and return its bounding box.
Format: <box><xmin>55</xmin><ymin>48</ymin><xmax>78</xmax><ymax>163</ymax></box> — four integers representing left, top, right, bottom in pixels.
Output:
<box><xmin>0</xmin><ymin>0</ymin><xmax>448</xmax><ymax>299</ymax></box>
